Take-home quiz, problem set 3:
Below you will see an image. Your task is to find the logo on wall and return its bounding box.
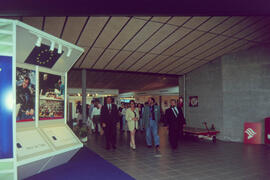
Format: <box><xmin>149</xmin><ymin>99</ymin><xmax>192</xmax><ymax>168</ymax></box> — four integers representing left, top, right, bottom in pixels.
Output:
<box><xmin>189</xmin><ymin>96</ymin><xmax>198</xmax><ymax>107</ymax></box>
<box><xmin>245</xmin><ymin>128</ymin><xmax>256</xmax><ymax>139</ymax></box>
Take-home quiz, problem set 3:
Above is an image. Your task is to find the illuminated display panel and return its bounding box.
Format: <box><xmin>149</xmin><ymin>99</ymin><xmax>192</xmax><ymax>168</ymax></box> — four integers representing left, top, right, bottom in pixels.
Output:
<box><xmin>0</xmin><ymin>56</ymin><xmax>13</xmax><ymax>159</ymax></box>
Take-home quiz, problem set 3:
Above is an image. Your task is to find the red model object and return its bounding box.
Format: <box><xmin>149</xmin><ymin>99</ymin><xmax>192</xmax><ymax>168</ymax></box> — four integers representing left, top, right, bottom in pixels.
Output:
<box><xmin>183</xmin><ymin>122</ymin><xmax>220</xmax><ymax>143</ymax></box>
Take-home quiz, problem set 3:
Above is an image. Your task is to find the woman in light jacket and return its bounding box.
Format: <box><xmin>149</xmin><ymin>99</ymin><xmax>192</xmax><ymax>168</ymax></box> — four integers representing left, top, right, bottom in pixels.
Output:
<box><xmin>126</xmin><ymin>100</ymin><xmax>139</xmax><ymax>149</ymax></box>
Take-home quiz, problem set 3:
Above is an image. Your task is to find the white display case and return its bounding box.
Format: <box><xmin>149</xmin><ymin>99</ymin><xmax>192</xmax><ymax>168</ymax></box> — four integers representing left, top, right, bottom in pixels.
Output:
<box><xmin>0</xmin><ymin>18</ymin><xmax>84</xmax><ymax>180</ymax></box>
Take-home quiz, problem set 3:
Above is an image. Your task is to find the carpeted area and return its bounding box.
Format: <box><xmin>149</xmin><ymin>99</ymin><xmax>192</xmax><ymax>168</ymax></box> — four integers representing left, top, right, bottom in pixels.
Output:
<box><xmin>26</xmin><ymin>147</ymin><xmax>135</xmax><ymax>180</ymax></box>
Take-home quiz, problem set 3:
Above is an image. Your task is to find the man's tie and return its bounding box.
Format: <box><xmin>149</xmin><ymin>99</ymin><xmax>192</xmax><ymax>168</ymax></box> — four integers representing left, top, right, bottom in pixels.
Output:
<box><xmin>172</xmin><ymin>107</ymin><xmax>178</xmax><ymax>118</ymax></box>
<box><xmin>174</xmin><ymin>107</ymin><xmax>179</xmax><ymax>115</ymax></box>
<box><xmin>108</xmin><ymin>104</ymin><xmax>111</xmax><ymax>112</ymax></box>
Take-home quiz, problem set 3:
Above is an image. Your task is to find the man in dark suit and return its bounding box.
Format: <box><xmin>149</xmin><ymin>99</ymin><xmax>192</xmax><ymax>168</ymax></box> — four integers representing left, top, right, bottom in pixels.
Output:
<box><xmin>165</xmin><ymin>99</ymin><xmax>186</xmax><ymax>149</ymax></box>
<box><xmin>100</xmin><ymin>96</ymin><xmax>118</xmax><ymax>150</ymax></box>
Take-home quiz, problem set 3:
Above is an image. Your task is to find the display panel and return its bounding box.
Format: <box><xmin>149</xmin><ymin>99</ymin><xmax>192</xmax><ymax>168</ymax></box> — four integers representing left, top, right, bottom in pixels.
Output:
<box><xmin>42</xmin><ymin>126</ymin><xmax>78</xmax><ymax>148</ymax></box>
<box><xmin>0</xmin><ymin>56</ymin><xmax>13</xmax><ymax>159</ymax></box>
<box><xmin>16</xmin><ymin>130</ymin><xmax>51</xmax><ymax>158</ymax></box>
<box><xmin>16</xmin><ymin>67</ymin><xmax>36</xmax><ymax>122</ymax></box>
<box><xmin>39</xmin><ymin>72</ymin><xmax>64</xmax><ymax>120</ymax></box>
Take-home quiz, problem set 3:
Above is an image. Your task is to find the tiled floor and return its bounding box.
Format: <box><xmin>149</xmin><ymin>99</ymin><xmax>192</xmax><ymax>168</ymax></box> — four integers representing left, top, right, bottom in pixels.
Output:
<box><xmin>85</xmin><ymin>126</ymin><xmax>270</xmax><ymax>180</ymax></box>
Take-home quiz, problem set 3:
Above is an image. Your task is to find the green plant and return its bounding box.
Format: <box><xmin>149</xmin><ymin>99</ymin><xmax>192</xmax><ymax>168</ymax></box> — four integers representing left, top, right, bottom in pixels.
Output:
<box><xmin>79</xmin><ymin>126</ymin><xmax>88</xmax><ymax>138</ymax></box>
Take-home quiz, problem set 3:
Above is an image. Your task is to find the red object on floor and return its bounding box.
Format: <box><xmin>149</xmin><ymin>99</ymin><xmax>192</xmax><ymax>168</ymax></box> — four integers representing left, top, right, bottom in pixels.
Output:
<box><xmin>244</xmin><ymin>122</ymin><xmax>262</xmax><ymax>144</ymax></box>
<box><xmin>183</xmin><ymin>127</ymin><xmax>220</xmax><ymax>143</ymax></box>
<box><xmin>265</xmin><ymin>117</ymin><xmax>270</xmax><ymax>144</ymax></box>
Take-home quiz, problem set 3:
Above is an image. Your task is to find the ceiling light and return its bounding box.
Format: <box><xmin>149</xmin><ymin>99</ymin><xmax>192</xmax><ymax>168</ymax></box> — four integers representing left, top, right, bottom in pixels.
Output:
<box><xmin>58</xmin><ymin>44</ymin><xmax>62</xmax><ymax>54</ymax></box>
<box><xmin>50</xmin><ymin>41</ymin><xmax>55</xmax><ymax>51</ymax></box>
<box><xmin>67</xmin><ymin>48</ymin><xmax>72</xmax><ymax>57</ymax></box>
<box><xmin>35</xmin><ymin>36</ymin><xmax>42</xmax><ymax>47</ymax></box>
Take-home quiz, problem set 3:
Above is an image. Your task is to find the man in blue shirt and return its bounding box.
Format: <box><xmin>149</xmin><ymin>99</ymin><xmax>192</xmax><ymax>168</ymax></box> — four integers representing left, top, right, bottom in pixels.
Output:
<box><xmin>142</xmin><ymin>97</ymin><xmax>161</xmax><ymax>151</ymax></box>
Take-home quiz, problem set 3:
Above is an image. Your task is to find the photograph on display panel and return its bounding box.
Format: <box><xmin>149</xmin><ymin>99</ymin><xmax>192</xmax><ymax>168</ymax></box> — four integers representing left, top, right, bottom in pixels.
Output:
<box><xmin>39</xmin><ymin>72</ymin><xmax>65</xmax><ymax>120</ymax></box>
<box><xmin>16</xmin><ymin>67</ymin><xmax>36</xmax><ymax>122</ymax></box>
<box><xmin>39</xmin><ymin>100</ymin><xmax>64</xmax><ymax>120</ymax></box>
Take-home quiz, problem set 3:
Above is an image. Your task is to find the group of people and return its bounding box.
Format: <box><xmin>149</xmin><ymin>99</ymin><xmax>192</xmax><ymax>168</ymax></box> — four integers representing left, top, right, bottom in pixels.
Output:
<box><xmin>118</xmin><ymin>102</ymin><xmax>144</xmax><ymax>133</ymax></box>
<box><xmin>76</xmin><ymin>96</ymin><xmax>186</xmax><ymax>151</ymax></box>
<box><xmin>76</xmin><ymin>100</ymin><xmax>102</xmax><ymax>134</ymax></box>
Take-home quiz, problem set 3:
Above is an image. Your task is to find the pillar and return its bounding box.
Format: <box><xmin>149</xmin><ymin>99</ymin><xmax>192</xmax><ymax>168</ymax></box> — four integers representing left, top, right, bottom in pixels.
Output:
<box><xmin>178</xmin><ymin>75</ymin><xmax>185</xmax><ymax>117</ymax></box>
<box><xmin>82</xmin><ymin>69</ymin><xmax>86</xmax><ymax>122</ymax></box>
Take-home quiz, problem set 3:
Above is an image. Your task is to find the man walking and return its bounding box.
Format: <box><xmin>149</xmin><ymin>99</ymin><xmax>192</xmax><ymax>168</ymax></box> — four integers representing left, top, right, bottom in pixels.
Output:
<box><xmin>142</xmin><ymin>97</ymin><xmax>161</xmax><ymax>150</ymax></box>
<box><xmin>100</xmin><ymin>96</ymin><xmax>118</xmax><ymax>150</ymax></box>
<box><xmin>165</xmin><ymin>99</ymin><xmax>186</xmax><ymax>149</ymax></box>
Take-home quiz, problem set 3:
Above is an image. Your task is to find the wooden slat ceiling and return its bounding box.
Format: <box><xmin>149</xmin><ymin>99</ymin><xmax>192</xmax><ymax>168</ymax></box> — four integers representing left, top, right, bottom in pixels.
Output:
<box><xmin>2</xmin><ymin>16</ymin><xmax>270</xmax><ymax>92</ymax></box>
<box><xmin>9</xmin><ymin>16</ymin><xmax>270</xmax><ymax>75</ymax></box>
<box><xmin>68</xmin><ymin>69</ymin><xmax>179</xmax><ymax>93</ymax></box>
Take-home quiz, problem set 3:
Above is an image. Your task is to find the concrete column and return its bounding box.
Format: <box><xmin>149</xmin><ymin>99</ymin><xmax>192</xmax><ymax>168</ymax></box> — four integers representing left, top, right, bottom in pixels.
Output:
<box><xmin>178</xmin><ymin>75</ymin><xmax>185</xmax><ymax>117</ymax></box>
<box><xmin>82</xmin><ymin>69</ymin><xmax>87</xmax><ymax>122</ymax></box>
<box><xmin>159</xmin><ymin>96</ymin><xmax>162</xmax><ymax>114</ymax></box>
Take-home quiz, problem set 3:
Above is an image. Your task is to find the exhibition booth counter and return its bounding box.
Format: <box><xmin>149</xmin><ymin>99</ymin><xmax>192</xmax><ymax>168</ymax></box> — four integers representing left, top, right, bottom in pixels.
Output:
<box><xmin>0</xmin><ymin>18</ymin><xmax>84</xmax><ymax>180</ymax></box>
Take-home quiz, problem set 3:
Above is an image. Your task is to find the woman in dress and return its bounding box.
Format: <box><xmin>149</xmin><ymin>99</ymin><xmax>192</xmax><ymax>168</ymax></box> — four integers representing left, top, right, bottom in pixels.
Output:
<box><xmin>126</xmin><ymin>100</ymin><xmax>139</xmax><ymax>149</ymax></box>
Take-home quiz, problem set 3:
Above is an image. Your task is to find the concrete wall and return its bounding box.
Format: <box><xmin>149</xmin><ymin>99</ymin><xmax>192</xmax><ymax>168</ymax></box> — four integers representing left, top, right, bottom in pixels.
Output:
<box><xmin>184</xmin><ymin>58</ymin><xmax>224</xmax><ymax>139</ymax></box>
<box><xmin>183</xmin><ymin>45</ymin><xmax>270</xmax><ymax>142</ymax></box>
<box><xmin>221</xmin><ymin>46</ymin><xmax>270</xmax><ymax>141</ymax></box>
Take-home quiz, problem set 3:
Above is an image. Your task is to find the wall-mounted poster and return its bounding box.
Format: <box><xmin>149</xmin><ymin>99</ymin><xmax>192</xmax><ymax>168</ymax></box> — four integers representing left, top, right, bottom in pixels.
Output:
<box><xmin>16</xmin><ymin>67</ymin><xmax>36</xmax><ymax>122</ymax></box>
<box><xmin>39</xmin><ymin>72</ymin><xmax>64</xmax><ymax>120</ymax></box>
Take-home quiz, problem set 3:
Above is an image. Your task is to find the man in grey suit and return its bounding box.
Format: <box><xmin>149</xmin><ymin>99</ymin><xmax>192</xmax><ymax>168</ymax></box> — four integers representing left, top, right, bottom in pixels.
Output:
<box><xmin>142</xmin><ymin>97</ymin><xmax>161</xmax><ymax>150</ymax></box>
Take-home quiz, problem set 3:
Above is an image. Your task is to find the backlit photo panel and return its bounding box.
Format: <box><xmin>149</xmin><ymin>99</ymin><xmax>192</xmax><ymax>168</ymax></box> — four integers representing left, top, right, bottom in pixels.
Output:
<box><xmin>0</xmin><ymin>56</ymin><xmax>13</xmax><ymax>159</ymax></box>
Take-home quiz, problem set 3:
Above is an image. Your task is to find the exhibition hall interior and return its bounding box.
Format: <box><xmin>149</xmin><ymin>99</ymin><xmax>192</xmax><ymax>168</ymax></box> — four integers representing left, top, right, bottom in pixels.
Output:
<box><xmin>0</xmin><ymin>1</ymin><xmax>270</xmax><ymax>180</ymax></box>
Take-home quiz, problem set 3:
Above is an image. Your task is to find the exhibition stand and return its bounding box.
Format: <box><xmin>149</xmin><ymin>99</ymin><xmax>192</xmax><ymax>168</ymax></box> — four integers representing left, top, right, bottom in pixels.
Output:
<box><xmin>0</xmin><ymin>18</ymin><xmax>84</xmax><ymax>180</ymax></box>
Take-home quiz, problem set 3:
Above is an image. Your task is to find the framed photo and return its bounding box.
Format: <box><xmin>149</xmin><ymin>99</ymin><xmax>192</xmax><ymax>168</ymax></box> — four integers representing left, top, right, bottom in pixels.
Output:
<box><xmin>189</xmin><ymin>96</ymin><xmax>198</xmax><ymax>107</ymax></box>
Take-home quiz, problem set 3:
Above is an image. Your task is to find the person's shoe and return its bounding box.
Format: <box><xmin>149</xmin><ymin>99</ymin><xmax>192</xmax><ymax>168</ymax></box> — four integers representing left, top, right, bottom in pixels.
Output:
<box><xmin>133</xmin><ymin>144</ymin><xmax>136</xmax><ymax>150</ymax></box>
<box><xmin>156</xmin><ymin>145</ymin><xmax>160</xmax><ymax>151</ymax></box>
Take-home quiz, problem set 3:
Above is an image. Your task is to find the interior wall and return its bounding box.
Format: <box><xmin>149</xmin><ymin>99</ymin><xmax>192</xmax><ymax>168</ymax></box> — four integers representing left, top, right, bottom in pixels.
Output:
<box><xmin>185</xmin><ymin>58</ymin><xmax>224</xmax><ymax>139</ymax></box>
<box><xmin>221</xmin><ymin>45</ymin><xmax>270</xmax><ymax>142</ymax></box>
<box><xmin>183</xmin><ymin>45</ymin><xmax>270</xmax><ymax>142</ymax></box>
